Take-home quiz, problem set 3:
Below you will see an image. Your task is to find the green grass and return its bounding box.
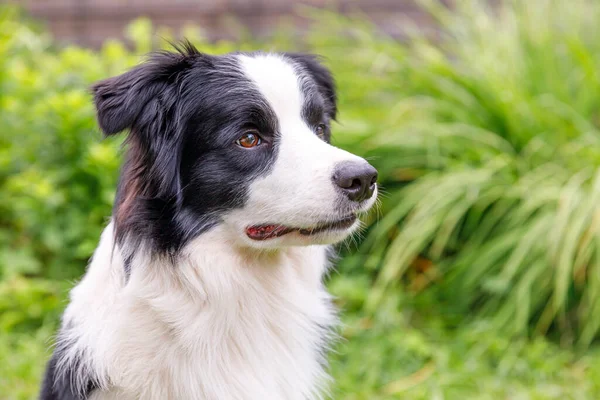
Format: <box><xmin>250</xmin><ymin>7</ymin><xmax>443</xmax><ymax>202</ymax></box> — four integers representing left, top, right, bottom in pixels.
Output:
<box><xmin>3</xmin><ymin>283</ymin><xmax>600</xmax><ymax>400</ymax></box>
<box><xmin>0</xmin><ymin>329</ymin><xmax>53</xmax><ymax>399</ymax></box>
<box><xmin>331</xmin><ymin>312</ymin><xmax>600</xmax><ymax>400</ymax></box>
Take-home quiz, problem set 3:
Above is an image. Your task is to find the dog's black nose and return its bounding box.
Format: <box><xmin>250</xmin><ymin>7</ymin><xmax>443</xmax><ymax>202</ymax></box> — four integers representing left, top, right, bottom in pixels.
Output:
<box><xmin>333</xmin><ymin>161</ymin><xmax>378</xmax><ymax>202</ymax></box>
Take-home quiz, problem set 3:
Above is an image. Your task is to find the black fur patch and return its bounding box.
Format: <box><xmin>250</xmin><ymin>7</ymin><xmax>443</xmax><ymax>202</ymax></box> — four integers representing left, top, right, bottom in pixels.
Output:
<box><xmin>40</xmin><ymin>346</ymin><xmax>98</xmax><ymax>400</ymax></box>
<box><xmin>285</xmin><ymin>53</ymin><xmax>337</xmax><ymax>122</ymax></box>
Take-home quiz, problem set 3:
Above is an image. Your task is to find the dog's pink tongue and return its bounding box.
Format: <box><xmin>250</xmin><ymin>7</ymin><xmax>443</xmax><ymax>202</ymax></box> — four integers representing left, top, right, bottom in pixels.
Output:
<box><xmin>246</xmin><ymin>225</ymin><xmax>290</xmax><ymax>240</ymax></box>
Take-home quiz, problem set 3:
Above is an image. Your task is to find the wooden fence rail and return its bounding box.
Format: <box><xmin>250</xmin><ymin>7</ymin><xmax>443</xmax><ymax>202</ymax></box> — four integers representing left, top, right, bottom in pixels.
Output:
<box><xmin>16</xmin><ymin>0</ymin><xmax>437</xmax><ymax>47</ymax></box>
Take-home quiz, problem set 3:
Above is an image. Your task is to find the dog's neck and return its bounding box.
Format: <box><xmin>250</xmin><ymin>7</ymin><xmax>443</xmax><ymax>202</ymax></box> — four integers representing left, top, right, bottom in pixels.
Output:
<box><xmin>60</xmin><ymin>221</ymin><xmax>336</xmax><ymax>400</ymax></box>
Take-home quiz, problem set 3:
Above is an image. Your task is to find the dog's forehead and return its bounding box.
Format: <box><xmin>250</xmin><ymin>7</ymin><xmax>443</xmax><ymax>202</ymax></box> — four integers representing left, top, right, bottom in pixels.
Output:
<box><xmin>236</xmin><ymin>54</ymin><xmax>304</xmax><ymax>121</ymax></box>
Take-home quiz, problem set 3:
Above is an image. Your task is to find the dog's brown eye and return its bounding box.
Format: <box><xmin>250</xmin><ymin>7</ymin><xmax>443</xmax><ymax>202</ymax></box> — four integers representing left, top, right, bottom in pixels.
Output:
<box><xmin>236</xmin><ymin>131</ymin><xmax>261</xmax><ymax>148</ymax></box>
<box><xmin>316</xmin><ymin>124</ymin><xmax>327</xmax><ymax>140</ymax></box>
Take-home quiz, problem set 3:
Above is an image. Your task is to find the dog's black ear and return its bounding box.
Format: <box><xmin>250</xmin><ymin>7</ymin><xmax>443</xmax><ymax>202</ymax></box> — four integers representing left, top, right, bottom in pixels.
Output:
<box><xmin>285</xmin><ymin>53</ymin><xmax>337</xmax><ymax>120</ymax></box>
<box><xmin>92</xmin><ymin>42</ymin><xmax>200</xmax><ymax>136</ymax></box>
<box><xmin>93</xmin><ymin>42</ymin><xmax>203</xmax><ymax>252</ymax></box>
<box><xmin>92</xmin><ymin>67</ymin><xmax>160</xmax><ymax>136</ymax></box>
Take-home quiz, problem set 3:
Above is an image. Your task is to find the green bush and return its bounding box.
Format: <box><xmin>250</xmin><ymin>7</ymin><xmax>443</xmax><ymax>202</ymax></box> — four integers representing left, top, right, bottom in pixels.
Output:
<box><xmin>1</xmin><ymin>7</ymin><xmax>122</xmax><ymax>281</ymax></box>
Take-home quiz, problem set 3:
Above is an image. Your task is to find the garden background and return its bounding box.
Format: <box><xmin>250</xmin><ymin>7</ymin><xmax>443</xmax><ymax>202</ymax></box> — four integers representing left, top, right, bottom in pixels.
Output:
<box><xmin>4</xmin><ymin>0</ymin><xmax>600</xmax><ymax>398</ymax></box>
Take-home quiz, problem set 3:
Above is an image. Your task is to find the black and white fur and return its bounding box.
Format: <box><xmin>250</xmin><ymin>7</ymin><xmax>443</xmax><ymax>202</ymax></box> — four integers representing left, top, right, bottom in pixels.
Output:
<box><xmin>40</xmin><ymin>43</ymin><xmax>377</xmax><ymax>400</ymax></box>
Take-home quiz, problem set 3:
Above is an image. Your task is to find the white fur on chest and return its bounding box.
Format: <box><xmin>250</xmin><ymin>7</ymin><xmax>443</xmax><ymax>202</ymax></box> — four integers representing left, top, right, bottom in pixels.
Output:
<box><xmin>59</xmin><ymin>223</ymin><xmax>336</xmax><ymax>400</ymax></box>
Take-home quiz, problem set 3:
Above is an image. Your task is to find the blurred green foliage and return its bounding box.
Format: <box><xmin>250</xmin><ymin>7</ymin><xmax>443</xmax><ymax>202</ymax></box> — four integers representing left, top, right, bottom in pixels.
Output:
<box><xmin>4</xmin><ymin>0</ymin><xmax>600</xmax><ymax>398</ymax></box>
<box><xmin>352</xmin><ymin>0</ymin><xmax>600</xmax><ymax>349</ymax></box>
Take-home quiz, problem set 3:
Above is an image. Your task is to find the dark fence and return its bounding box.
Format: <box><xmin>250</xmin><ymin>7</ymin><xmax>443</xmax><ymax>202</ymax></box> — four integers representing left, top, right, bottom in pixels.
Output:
<box><xmin>17</xmin><ymin>0</ymin><xmax>437</xmax><ymax>47</ymax></box>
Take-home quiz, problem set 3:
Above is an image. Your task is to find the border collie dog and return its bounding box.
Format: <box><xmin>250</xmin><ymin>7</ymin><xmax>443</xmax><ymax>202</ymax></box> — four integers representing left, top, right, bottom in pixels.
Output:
<box><xmin>41</xmin><ymin>42</ymin><xmax>377</xmax><ymax>400</ymax></box>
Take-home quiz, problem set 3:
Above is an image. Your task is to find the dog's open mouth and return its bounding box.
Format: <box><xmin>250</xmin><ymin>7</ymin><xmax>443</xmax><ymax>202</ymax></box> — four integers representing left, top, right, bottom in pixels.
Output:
<box><xmin>246</xmin><ymin>215</ymin><xmax>357</xmax><ymax>241</ymax></box>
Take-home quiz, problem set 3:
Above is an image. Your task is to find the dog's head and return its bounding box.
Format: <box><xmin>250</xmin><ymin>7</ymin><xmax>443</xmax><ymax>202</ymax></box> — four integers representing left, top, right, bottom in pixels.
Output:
<box><xmin>93</xmin><ymin>42</ymin><xmax>377</xmax><ymax>253</ymax></box>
